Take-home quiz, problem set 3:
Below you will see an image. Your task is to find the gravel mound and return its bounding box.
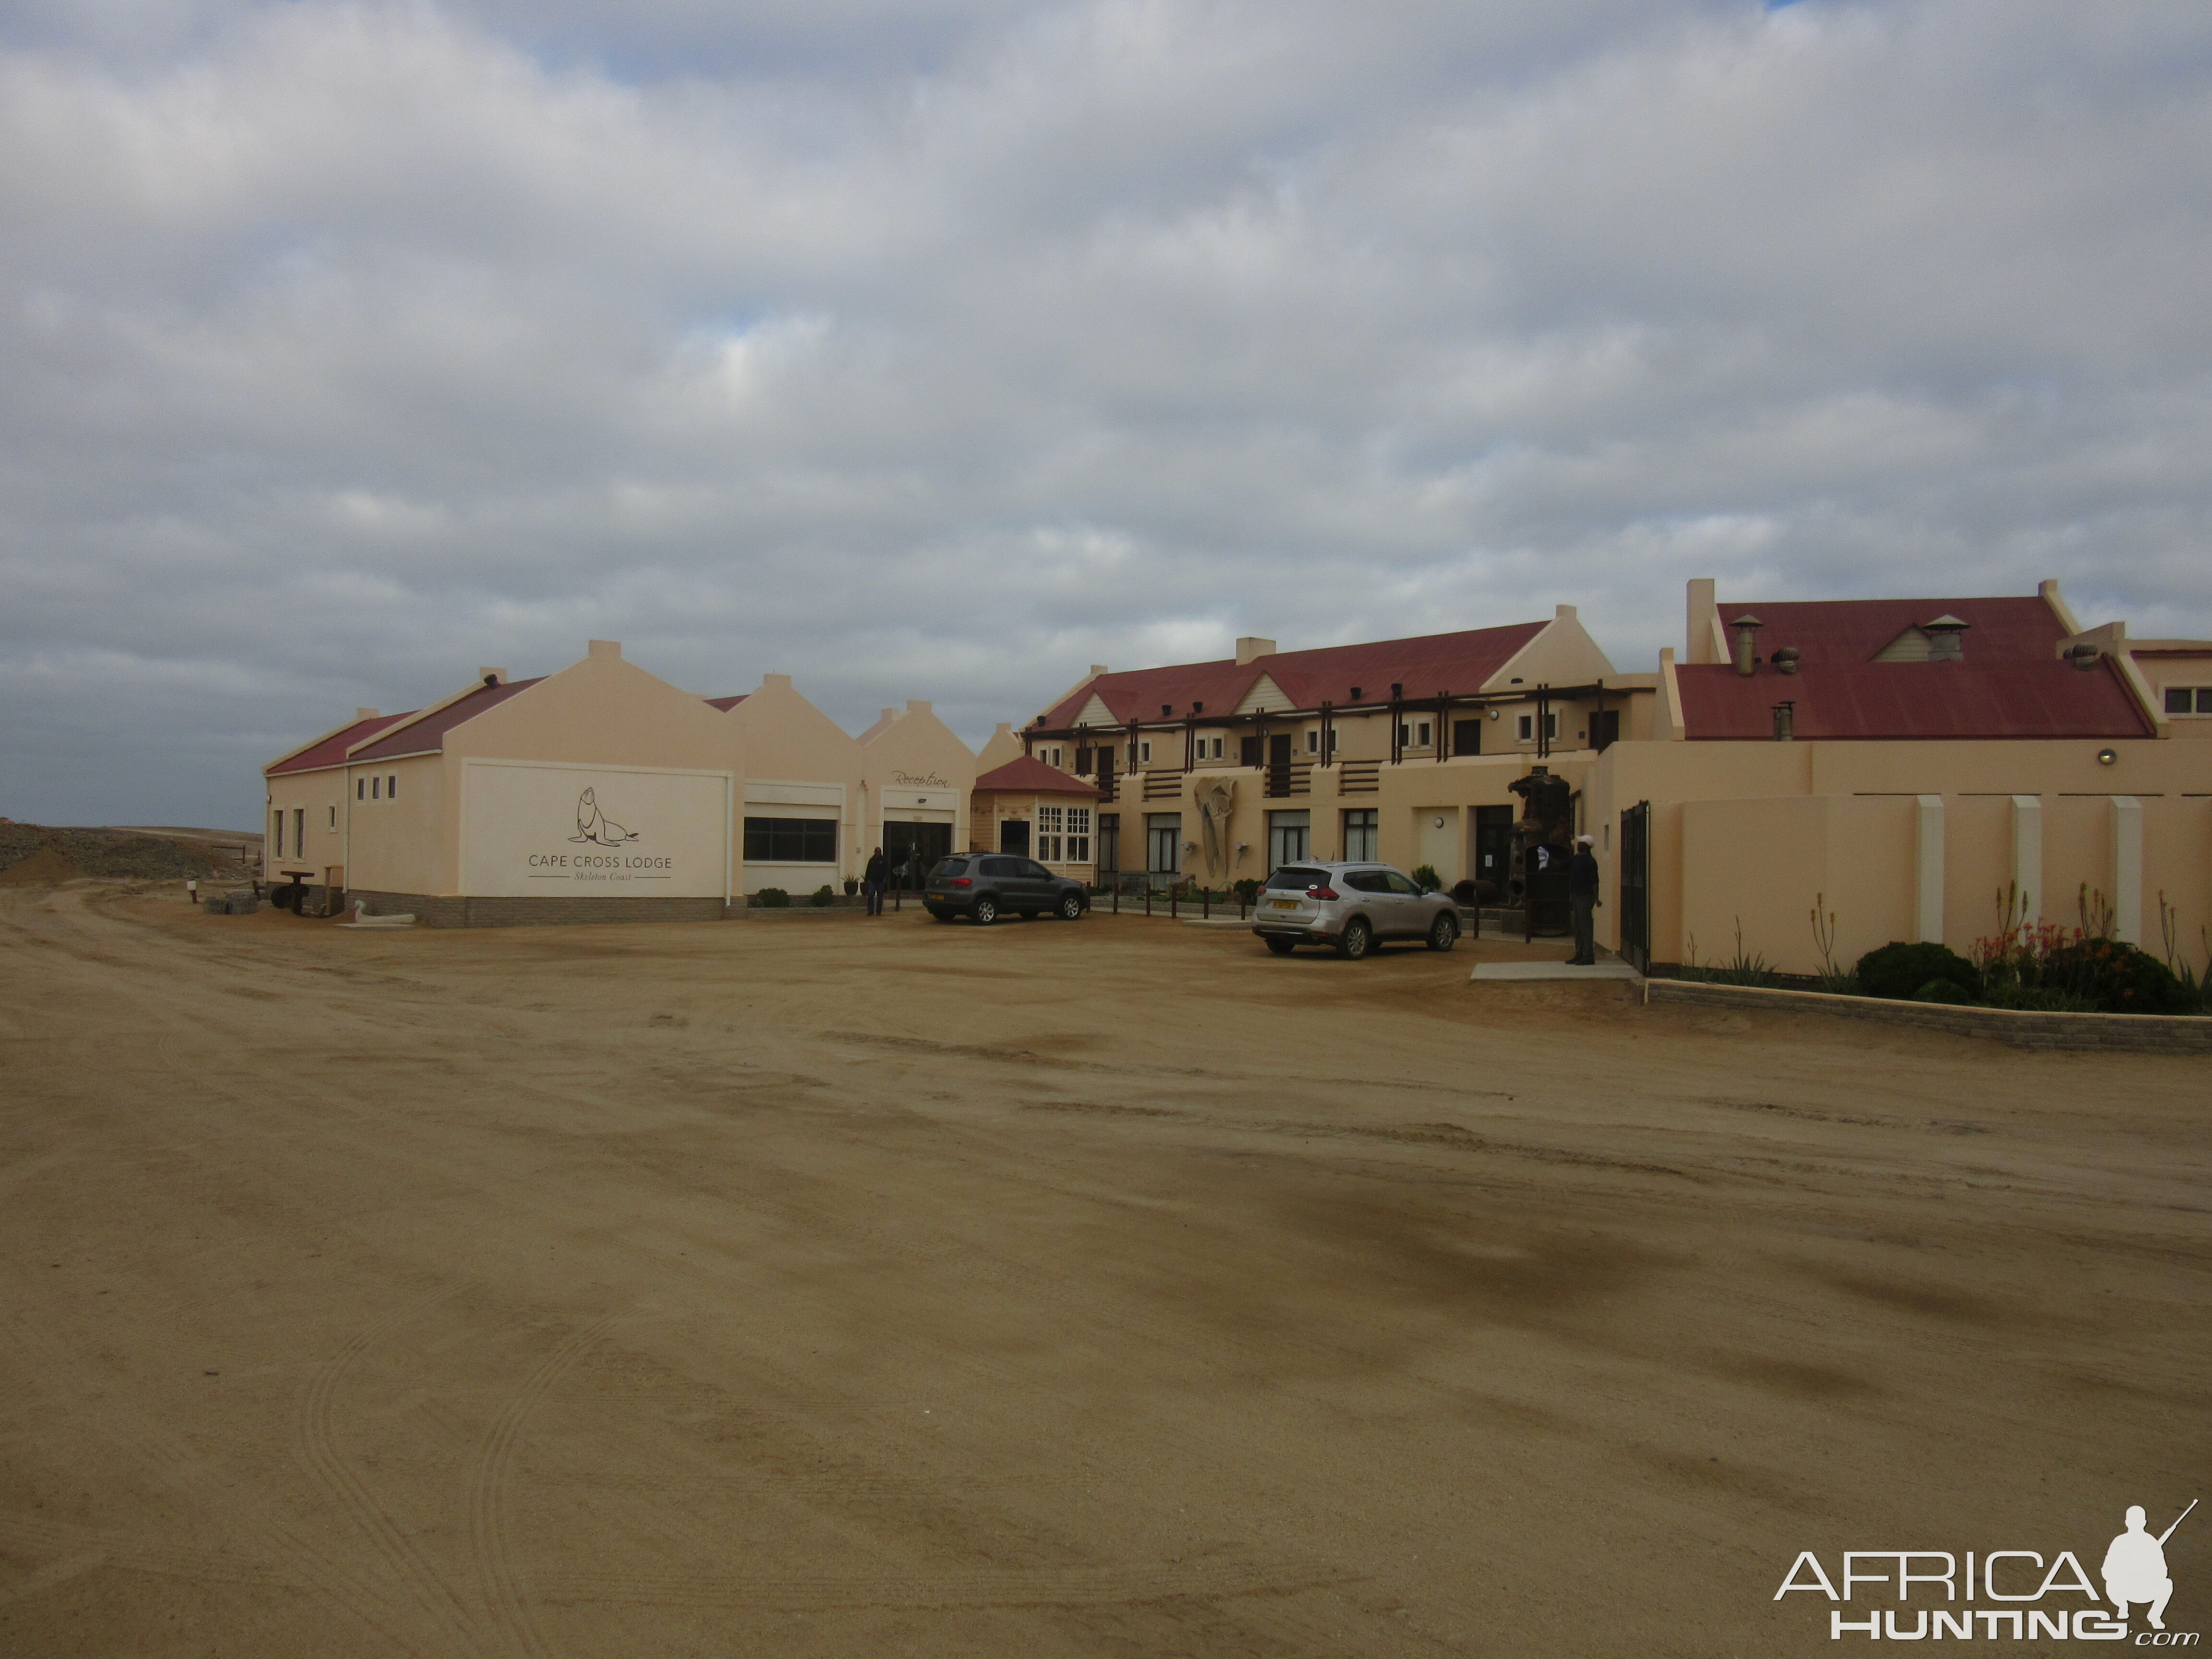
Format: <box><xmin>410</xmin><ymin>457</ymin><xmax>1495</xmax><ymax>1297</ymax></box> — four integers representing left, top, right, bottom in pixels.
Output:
<box><xmin>0</xmin><ymin>822</ymin><xmax>217</xmax><ymax>882</ymax></box>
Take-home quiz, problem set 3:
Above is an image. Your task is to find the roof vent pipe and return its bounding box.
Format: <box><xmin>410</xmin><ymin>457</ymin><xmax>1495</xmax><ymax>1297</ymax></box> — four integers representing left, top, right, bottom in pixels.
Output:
<box><xmin>1772</xmin><ymin>701</ymin><xmax>1795</xmax><ymax>742</ymax></box>
<box><xmin>1923</xmin><ymin>615</ymin><xmax>1969</xmax><ymax>661</ymax></box>
<box><xmin>2067</xmin><ymin>643</ymin><xmax>2101</xmax><ymax>673</ymax></box>
<box><xmin>1772</xmin><ymin>646</ymin><xmax>1800</xmax><ymax>675</ymax></box>
<box><xmin>1730</xmin><ymin>615</ymin><xmax>1763</xmax><ymax>676</ymax></box>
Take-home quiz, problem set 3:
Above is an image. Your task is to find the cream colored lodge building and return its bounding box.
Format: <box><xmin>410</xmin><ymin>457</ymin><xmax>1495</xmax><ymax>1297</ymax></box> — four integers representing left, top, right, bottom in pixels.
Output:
<box><xmin>1018</xmin><ymin>581</ymin><xmax>2212</xmax><ymax>975</ymax></box>
<box><xmin>263</xmin><ymin>641</ymin><xmax>978</xmax><ymax>926</ymax></box>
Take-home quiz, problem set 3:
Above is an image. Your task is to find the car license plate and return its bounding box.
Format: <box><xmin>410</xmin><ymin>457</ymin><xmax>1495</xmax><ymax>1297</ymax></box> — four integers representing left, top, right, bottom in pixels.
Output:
<box><xmin>1270</xmin><ymin>898</ymin><xmax>1299</xmax><ymax>910</ymax></box>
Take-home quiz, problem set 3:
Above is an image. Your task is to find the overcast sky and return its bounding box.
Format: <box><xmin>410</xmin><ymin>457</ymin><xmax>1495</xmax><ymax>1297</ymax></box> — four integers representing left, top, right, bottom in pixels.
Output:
<box><xmin>4</xmin><ymin>0</ymin><xmax>2209</xmax><ymax>829</ymax></box>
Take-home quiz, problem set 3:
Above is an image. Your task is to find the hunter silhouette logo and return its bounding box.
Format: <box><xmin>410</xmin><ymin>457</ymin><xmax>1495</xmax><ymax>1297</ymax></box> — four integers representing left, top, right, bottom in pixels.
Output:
<box><xmin>1775</xmin><ymin>1498</ymin><xmax>2197</xmax><ymax>1642</ymax></box>
<box><xmin>568</xmin><ymin>788</ymin><xmax>639</xmax><ymax>847</ymax></box>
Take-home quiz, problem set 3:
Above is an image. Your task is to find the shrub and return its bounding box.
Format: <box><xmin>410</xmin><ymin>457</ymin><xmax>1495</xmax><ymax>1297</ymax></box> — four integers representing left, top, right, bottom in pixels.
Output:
<box><xmin>1856</xmin><ymin>941</ymin><xmax>1978</xmax><ymax>1002</ymax></box>
<box><xmin>1983</xmin><ymin>981</ymin><xmax>2100</xmax><ymax>1013</ymax></box>
<box><xmin>810</xmin><ymin>884</ymin><xmax>836</xmax><ymax>907</ymax></box>
<box><xmin>1232</xmin><ymin>878</ymin><xmax>1262</xmax><ymax>906</ymax></box>
<box><xmin>753</xmin><ymin>887</ymin><xmax>790</xmax><ymax>908</ymax></box>
<box><xmin>1912</xmin><ymin>978</ymin><xmax>1977</xmax><ymax>1006</ymax></box>
<box><xmin>1409</xmin><ymin>864</ymin><xmax>1442</xmax><ymax>893</ymax></box>
<box><xmin>2038</xmin><ymin>938</ymin><xmax>2189</xmax><ymax>1014</ymax></box>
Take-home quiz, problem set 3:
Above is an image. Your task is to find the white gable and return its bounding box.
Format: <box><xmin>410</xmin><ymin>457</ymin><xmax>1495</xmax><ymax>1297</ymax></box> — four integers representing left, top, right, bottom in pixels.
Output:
<box><xmin>1071</xmin><ymin>693</ymin><xmax>1118</xmax><ymax>729</ymax></box>
<box><xmin>1232</xmin><ymin>674</ymin><xmax>1295</xmax><ymax>716</ymax></box>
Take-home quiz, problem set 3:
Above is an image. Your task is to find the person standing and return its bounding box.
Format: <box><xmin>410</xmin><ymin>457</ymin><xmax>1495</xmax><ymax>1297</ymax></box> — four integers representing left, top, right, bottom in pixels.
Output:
<box><xmin>1567</xmin><ymin>834</ymin><xmax>1600</xmax><ymax>964</ymax></box>
<box><xmin>864</xmin><ymin>846</ymin><xmax>889</xmax><ymax>915</ymax></box>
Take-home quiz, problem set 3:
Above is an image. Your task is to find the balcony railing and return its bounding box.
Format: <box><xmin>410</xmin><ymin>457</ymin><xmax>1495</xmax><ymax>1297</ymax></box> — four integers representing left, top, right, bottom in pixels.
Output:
<box><xmin>1264</xmin><ymin>761</ymin><xmax>1311</xmax><ymax>799</ymax></box>
<box><xmin>1140</xmin><ymin>769</ymin><xmax>1185</xmax><ymax>801</ymax></box>
<box><xmin>1337</xmin><ymin>761</ymin><xmax>1381</xmax><ymax>795</ymax></box>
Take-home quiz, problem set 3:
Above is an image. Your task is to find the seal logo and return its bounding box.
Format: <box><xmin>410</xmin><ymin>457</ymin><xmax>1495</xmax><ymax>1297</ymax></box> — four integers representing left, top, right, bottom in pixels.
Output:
<box><xmin>568</xmin><ymin>787</ymin><xmax>639</xmax><ymax>847</ymax></box>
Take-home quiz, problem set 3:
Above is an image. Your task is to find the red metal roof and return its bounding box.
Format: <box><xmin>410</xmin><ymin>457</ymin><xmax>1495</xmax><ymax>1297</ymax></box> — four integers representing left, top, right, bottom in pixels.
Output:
<box><xmin>1041</xmin><ymin>621</ymin><xmax>1550</xmax><ymax>727</ymax></box>
<box><xmin>348</xmin><ymin>677</ymin><xmax>546</xmax><ymax>762</ymax></box>
<box><xmin>1679</xmin><ymin>595</ymin><xmax>2152</xmax><ymax>740</ymax></box>
<box><xmin>267</xmin><ymin>711</ymin><xmax>416</xmax><ymax>776</ymax></box>
<box><xmin>703</xmin><ymin>694</ymin><xmax>749</xmax><ymax>712</ymax></box>
<box><xmin>973</xmin><ymin>756</ymin><xmax>1102</xmax><ymax>795</ymax></box>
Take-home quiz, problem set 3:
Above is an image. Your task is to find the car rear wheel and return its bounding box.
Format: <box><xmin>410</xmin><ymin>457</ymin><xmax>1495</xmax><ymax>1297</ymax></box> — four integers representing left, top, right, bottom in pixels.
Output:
<box><xmin>1427</xmin><ymin>912</ymin><xmax>1458</xmax><ymax>951</ymax></box>
<box><xmin>1057</xmin><ymin>892</ymin><xmax>1083</xmax><ymax>920</ymax></box>
<box><xmin>1264</xmin><ymin>937</ymin><xmax>1297</xmax><ymax>956</ymax></box>
<box><xmin>1335</xmin><ymin>917</ymin><xmax>1373</xmax><ymax>961</ymax></box>
<box><xmin>972</xmin><ymin>895</ymin><xmax>998</xmax><ymax>926</ymax></box>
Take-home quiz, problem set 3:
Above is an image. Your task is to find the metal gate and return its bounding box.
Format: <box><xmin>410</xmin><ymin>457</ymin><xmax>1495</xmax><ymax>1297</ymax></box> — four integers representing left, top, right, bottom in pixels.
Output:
<box><xmin>1618</xmin><ymin>800</ymin><xmax>1650</xmax><ymax>974</ymax></box>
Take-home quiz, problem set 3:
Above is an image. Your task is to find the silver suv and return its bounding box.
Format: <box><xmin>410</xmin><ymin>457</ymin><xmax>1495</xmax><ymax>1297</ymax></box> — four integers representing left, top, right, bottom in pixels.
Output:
<box><xmin>1250</xmin><ymin>862</ymin><xmax>1461</xmax><ymax>959</ymax></box>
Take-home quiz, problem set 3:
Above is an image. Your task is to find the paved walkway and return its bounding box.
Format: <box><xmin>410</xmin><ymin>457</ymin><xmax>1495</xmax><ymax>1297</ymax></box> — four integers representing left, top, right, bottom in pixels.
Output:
<box><xmin>1470</xmin><ymin>958</ymin><xmax>1640</xmax><ymax>981</ymax></box>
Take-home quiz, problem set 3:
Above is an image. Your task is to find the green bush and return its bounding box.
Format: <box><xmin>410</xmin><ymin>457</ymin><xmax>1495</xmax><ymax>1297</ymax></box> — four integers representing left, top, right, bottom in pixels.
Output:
<box><xmin>1856</xmin><ymin>941</ymin><xmax>1978</xmax><ymax>1002</ymax></box>
<box><xmin>1912</xmin><ymin>978</ymin><xmax>1978</xmax><ymax>1006</ymax></box>
<box><xmin>753</xmin><ymin>887</ymin><xmax>790</xmax><ymax>908</ymax></box>
<box><xmin>1409</xmin><ymin>864</ymin><xmax>1442</xmax><ymax>893</ymax></box>
<box><xmin>1232</xmin><ymin>878</ymin><xmax>1262</xmax><ymax>906</ymax></box>
<box><xmin>810</xmin><ymin>884</ymin><xmax>836</xmax><ymax>907</ymax></box>
<box><xmin>2038</xmin><ymin>938</ymin><xmax>2189</xmax><ymax>1014</ymax></box>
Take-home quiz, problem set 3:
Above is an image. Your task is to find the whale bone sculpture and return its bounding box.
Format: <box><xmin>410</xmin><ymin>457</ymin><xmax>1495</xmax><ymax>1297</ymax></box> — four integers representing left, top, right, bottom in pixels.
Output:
<box><xmin>339</xmin><ymin>900</ymin><xmax>416</xmax><ymax>929</ymax></box>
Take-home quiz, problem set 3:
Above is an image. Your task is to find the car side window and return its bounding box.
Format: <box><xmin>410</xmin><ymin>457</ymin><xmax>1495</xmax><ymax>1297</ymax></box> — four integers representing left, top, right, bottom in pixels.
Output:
<box><xmin>1342</xmin><ymin>871</ymin><xmax>1386</xmax><ymax>893</ymax></box>
<box><xmin>1021</xmin><ymin>860</ymin><xmax>1051</xmax><ymax>880</ymax></box>
<box><xmin>1381</xmin><ymin>871</ymin><xmax>1420</xmax><ymax>895</ymax></box>
<box><xmin>982</xmin><ymin>856</ymin><xmax>1019</xmax><ymax>877</ymax></box>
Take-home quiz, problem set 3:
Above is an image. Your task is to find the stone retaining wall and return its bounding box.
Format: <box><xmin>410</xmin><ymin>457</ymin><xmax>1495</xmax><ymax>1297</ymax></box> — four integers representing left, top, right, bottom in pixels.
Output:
<box><xmin>1647</xmin><ymin>979</ymin><xmax>2212</xmax><ymax>1053</ymax></box>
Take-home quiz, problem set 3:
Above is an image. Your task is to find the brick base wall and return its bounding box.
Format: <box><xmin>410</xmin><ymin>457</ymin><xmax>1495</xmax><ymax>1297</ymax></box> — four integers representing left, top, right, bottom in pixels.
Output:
<box><xmin>1647</xmin><ymin>979</ymin><xmax>2212</xmax><ymax>1053</ymax></box>
<box><xmin>347</xmin><ymin>891</ymin><xmax>727</xmax><ymax>929</ymax></box>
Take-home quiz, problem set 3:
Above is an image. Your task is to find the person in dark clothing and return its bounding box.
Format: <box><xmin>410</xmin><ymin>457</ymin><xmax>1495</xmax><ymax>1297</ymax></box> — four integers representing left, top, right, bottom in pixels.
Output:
<box><xmin>1567</xmin><ymin>834</ymin><xmax>1600</xmax><ymax>964</ymax></box>
<box><xmin>864</xmin><ymin>846</ymin><xmax>889</xmax><ymax>915</ymax></box>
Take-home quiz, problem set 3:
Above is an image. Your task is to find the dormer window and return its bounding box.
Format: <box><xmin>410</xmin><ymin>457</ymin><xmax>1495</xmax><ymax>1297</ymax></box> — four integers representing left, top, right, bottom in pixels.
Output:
<box><xmin>1873</xmin><ymin>615</ymin><xmax>1971</xmax><ymax>662</ymax></box>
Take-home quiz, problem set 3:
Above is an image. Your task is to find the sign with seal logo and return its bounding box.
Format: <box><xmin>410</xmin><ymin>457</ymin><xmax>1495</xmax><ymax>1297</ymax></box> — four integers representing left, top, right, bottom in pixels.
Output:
<box><xmin>460</xmin><ymin>759</ymin><xmax>731</xmax><ymax>898</ymax></box>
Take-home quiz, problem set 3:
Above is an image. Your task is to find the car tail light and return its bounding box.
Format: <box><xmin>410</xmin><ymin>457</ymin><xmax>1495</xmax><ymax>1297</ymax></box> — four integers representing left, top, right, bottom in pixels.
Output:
<box><xmin>1306</xmin><ymin>885</ymin><xmax>1339</xmax><ymax>901</ymax></box>
<box><xmin>949</xmin><ymin>877</ymin><xmax>972</xmax><ymax>888</ymax></box>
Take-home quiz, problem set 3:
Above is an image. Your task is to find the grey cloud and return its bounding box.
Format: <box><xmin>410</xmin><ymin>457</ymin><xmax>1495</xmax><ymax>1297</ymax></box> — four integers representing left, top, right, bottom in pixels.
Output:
<box><xmin>1</xmin><ymin>0</ymin><xmax>2208</xmax><ymax>826</ymax></box>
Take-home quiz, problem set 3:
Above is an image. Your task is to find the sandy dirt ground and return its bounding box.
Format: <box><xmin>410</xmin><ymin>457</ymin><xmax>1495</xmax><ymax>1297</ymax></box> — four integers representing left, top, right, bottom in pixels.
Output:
<box><xmin>1</xmin><ymin>882</ymin><xmax>2205</xmax><ymax>1658</ymax></box>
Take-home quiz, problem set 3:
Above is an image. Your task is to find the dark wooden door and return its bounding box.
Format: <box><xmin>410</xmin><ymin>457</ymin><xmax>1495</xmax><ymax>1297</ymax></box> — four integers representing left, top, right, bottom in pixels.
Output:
<box><xmin>1474</xmin><ymin>805</ymin><xmax>1515</xmax><ymax>897</ymax></box>
<box><xmin>1618</xmin><ymin>801</ymin><xmax>1649</xmax><ymax>973</ymax></box>
<box><xmin>1591</xmin><ymin>710</ymin><xmax>1620</xmax><ymax>753</ymax></box>
<box><xmin>998</xmin><ymin>819</ymin><xmax>1030</xmax><ymax>857</ymax></box>
<box><xmin>1453</xmin><ymin>719</ymin><xmax>1482</xmax><ymax>756</ymax></box>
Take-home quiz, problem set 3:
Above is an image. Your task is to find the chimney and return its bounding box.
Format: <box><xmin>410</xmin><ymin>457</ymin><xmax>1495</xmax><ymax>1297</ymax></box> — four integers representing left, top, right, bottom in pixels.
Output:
<box><xmin>1687</xmin><ymin>578</ymin><xmax>1719</xmax><ymax>663</ymax></box>
<box><xmin>1090</xmin><ymin>663</ymin><xmax>1108</xmax><ymax>678</ymax></box>
<box><xmin>1923</xmin><ymin>615</ymin><xmax>1969</xmax><ymax>661</ymax></box>
<box><xmin>762</xmin><ymin>672</ymin><xmax>793</xmax><ymax>691</ymax></box>
<box><xmin>586</xmin><ymin>639</ymin><xmax>621</xmax><ymax>662</ymax></box>
<box><xmin>905</xmin><ymin>699</ymin><xmax>932</xmax><ymax>715</ymax></box>
<box><xmin>1730</xmin><ymin>614</ymin><xmax>1763</xmax><ymax>677</ymax></box>
<box><xmin>881</xmin><ymin>708</ymin><xmax>898</xmax><ymax>724</ymax></box>
<box><xmin>1235</xmin><ymin>637</ymin><xmax>1276</xmax><ymax>666</ymax></box>
<box><xmin>1554</xmin><ymin>603</ymin><xmax>1577</xmax><ymax>621</ymax></box>
<box><xmin>478</xmin><ymin>665</ymin><xmax>509</xmax><ymax>684</ymax></box>
<box><xmin>1772</xmin><ymin>701</ymin><xmax>1795</xmax><ymax>742</ymax></box>
<box><xmin>356</xmin><ymin>707</ymin><xmax>381</xmax><ymax>720</ymax></box>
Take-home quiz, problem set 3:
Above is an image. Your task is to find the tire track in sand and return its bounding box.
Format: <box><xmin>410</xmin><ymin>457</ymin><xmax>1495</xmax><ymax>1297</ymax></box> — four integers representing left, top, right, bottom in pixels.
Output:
<box><xmin>294</xmin><ymin>1285</ymin><xmax>486</xmax><ymax>1653</ymax></box>
<box><xmin>468</xmin><ymin>1314</ymin><xmax>620</xmax><ymax>1659</ymax></box>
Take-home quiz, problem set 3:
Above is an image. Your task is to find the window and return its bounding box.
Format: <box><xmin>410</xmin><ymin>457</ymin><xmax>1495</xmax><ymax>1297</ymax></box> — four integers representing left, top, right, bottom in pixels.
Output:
<box><xmin>371</xmin><ymin>776</ymin><xmax>381</xmax><ymax>799</ymax></box>
<box><xmin>1066</xmin><ymin>806</ymin><xmax>1091</xmax><ymax>863</ymax></box>
<box><xmin>743</xmin><ymin>817</ymin><xmax>838</xmax><ymax>863</ymax></box>
<box><xmin>1240</xmin><ymin>735</ymin><xmax>1261</xmax><ymax>767</ymax></box>
<box><xmin>356</xmin><ymin>778</ymin><xmax>366</xmax><ymax>801</ymax></box>
<box><xmin>294</xmin><ymin>808</ymin><xmax>304</xmax><ymax>854</ymax></box>
<box><xmin>1305</xmin><ymin>729</ymin><xmax>1318</xmax><ymax>754</ymax></box>
<box><xmin>1418</xmin><ymin>721</ymin><xmax>1431</xmax><ymax>748</ymax></box>
<box><xmin>1146</xmin><ymin>812</ymin><xmax>1181</xmax><ymax>873</ymax></box>
<box><xmin>273</xmin><ymin>809</ymin><xmax>284</xmax><ymax>858</ymax></box>
<box><xmin>1097</xmin><ymin>812</ymin><xmax>1120</xmax><ymax>872</ymax></box>
<box><xmin>1342</xmin><ymin>870</ymin><xmax>1393</xmax><ymax>893</ymax></box>
<box><xmin>1211</xmin><ymin>736</ymin><xmax>1224</xmax><ymax>760</ymax></box>
<box><xmin>1049</xmin><ymin>746</ymin><xmax>1063</xmax><ymax>768</ymax></box>
<box><xmin>982</xmin><ymin>855</ymin><xmax>1022</xmax><ymax>877</ymax></box>
<box><xmin>1380</xmin><ymin>869</ymin><xmax>1420</xmax><ymax>895</ymax></box>
<box><xmin>1267</xmin><ymin>809</ymin><xmax>1310</xmax><ymax>869</ymax></box>
<box><xmin>1342</xmin><ymin>808</ymin><xmax>1378</xmax><ymax>862</ymax></box>
<box><xmin>328</xmin><ymin>806</ymin><xmax>337</xmax><ymax>830</ymax></box>
<box><xmin>387</xmin><ymin>773</ymin><xmax>398</xmax><ymax>798</ymax></box>
<box><xmin>2166</xmin><ymin>686</ymin><xmax>2212</xmax><ymax>714</ymax></box>
<box><xmin>1517</xmin><ymin>714</ymin><xmax>1533</xmax><ymax>742</ymax></box>
<box><xmin>1139</xmin><ymin>740</ymin><xmax>1152</xmax><ymax>764</ymax></box>
<box><xmin>1037</xmin><ymin>805</ymin><xmax>1064</xmax><ymax>863</ymax></box>
<box><xmin>1020</xmin><ymin>859</ymin><xmax>1052</xmax><ymax>881</ymax></box>
<box><xmin>1547</xmin><ymin>712</ymin><xmax>1560</xmax><ymax>741</ymax></box>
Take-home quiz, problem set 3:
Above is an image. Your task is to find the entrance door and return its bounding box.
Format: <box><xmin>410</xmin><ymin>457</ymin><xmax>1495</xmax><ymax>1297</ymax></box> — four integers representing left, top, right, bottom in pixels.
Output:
<box><xmin>1097</xmin><ymin>813</ymin><xmax>1120</xmax><ymax>873</ymax></box>
<box><xmin>1267</xmin><ymin>732</ymin><xmax>1293</xmax><ymax>797</ymax></box>
<box><xmin>1591</xmin><ymin>710</ymin><xmax>1621</xmax><ymax>753</ymax></box>
<box><xmin>886</xmin><ymin>820</ymin><xmax>952</xmax><ymax>887</ymax></box>
<box><xmin>1474</xmin><ymin>805</ymin><xmax>1515</xmax><ymax>897</ymax></box>
<box><xmin>1453</xmin><ymin>719</ymin><xmax>1482</xmax><ymax>757</ymax></box>
<box><xmin>1618</xmin><ymin>801</ymin><xmax>1649</xmax><ymax>973</ymax></box>
<box><xmin>998</xmin><ymin>818</ymin><xmax>1031</xmax><ymax>858</ymax></box>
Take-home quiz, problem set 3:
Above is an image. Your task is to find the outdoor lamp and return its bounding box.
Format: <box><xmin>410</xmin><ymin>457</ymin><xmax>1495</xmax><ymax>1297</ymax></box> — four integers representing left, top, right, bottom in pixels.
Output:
<box><xmin>2097</xmin><ymin>748</ymin><xmax>2118</xmax><ymax>765</ymax></box>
